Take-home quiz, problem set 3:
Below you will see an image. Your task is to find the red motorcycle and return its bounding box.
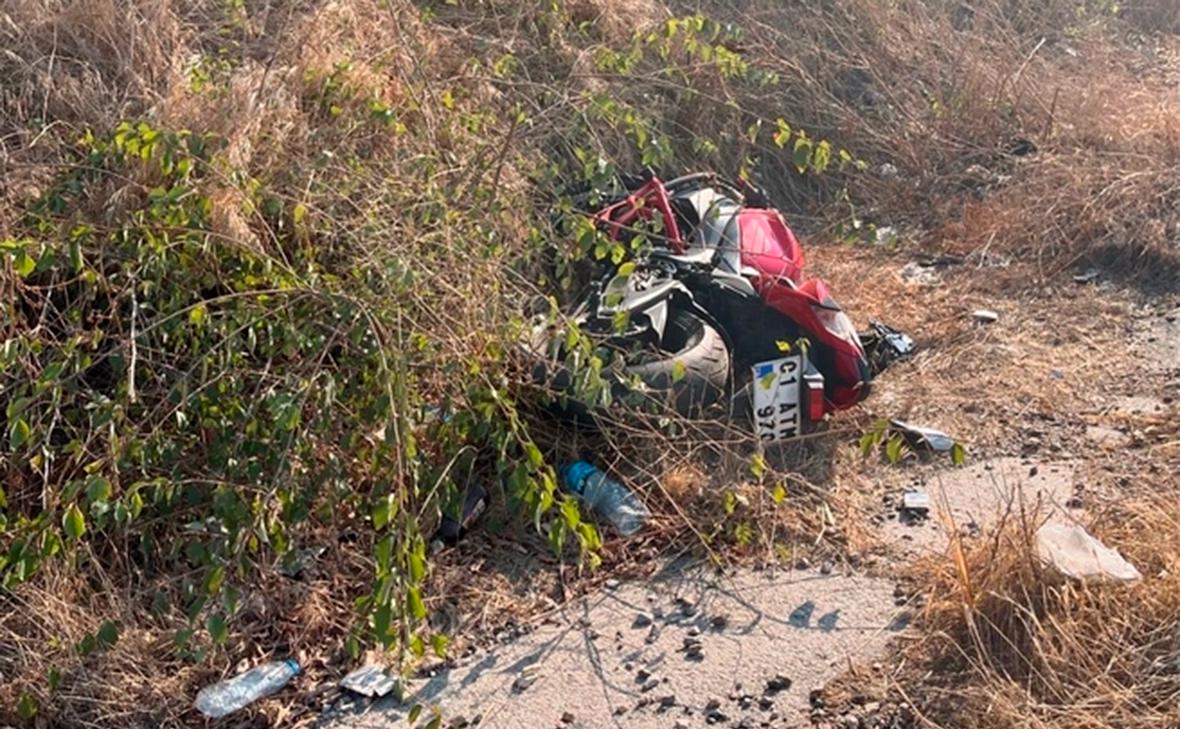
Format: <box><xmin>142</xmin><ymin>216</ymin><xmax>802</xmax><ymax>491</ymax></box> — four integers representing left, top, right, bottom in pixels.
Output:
<box><xmin>536</xmin><ymin>170</ymin><xmax>900</xmax><ymax>435</ymax></box>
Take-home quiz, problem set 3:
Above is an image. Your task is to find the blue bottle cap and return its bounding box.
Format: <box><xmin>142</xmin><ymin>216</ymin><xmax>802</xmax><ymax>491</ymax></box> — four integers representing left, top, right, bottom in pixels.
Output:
<box><xmin>560</xmin><ymin>461</ymin><xmax>596</xmax><ymax>494</ymax></box>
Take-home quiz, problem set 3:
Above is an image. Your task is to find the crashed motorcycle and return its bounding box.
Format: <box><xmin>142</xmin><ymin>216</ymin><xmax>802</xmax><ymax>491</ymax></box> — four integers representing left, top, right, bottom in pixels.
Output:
<box><xmin>533</xmin><ymin>170</ymin><xmax>908</xmax><ymax>437</ymax></box>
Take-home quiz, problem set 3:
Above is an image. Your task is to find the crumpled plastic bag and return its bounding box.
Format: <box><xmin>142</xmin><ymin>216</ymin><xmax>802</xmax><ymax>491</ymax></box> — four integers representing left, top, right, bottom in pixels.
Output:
<box><xmin>1035</xmin><ymin>522</ymin><xmax>1141</xmax><ymax>584</ymax></box>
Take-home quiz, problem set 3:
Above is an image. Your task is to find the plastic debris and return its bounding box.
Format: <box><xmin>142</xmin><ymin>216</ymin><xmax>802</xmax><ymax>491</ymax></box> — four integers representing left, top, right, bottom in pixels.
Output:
<box><xmin>560</xmin><ymin>461</ymin><xmax>649</xmax><ymax>536</ymax></box>
<box><xmin>863</xmin><ymin>322</ymin><xmax>916</xmax><ymax>374</ymax></box>
<box><xmin>194</xmin><ymin>659</ymin><xmax>300</xmax><ymax>718</ymax></box>
<box><xmin>1073</xmin><ymin>269</ymin><xmax>1100</xmax><ymax>284</ymax></box>
<box><xmin>1035</xmin><ymin>522</ymin><xmax>1141</xmax><ymax>584</ymax></box>
<box><xmin>972</xmin><ymin>309</ymin><xmax>999</xmax><ymax>324</ymax></box>
<box><xmin>340</xmin><ymin>665</ymin><xmax>397</xmax><ymax>698</ymax></box>
<box><xmin>900</xmin><ymin>490</ymin><xmax>931</xmax><ymax>515</ymax></box>
<box><xmin>890</xmin><ymin>420</ymin><xmax>955</xmax><ymax>452</ymax></box>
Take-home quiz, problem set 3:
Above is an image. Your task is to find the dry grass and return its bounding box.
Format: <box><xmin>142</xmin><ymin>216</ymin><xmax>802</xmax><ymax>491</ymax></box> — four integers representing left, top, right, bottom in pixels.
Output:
<box><xmin>910</xmin><ymin>493</ymin><xmax>1180</xmax><ymax>729</ymax></box>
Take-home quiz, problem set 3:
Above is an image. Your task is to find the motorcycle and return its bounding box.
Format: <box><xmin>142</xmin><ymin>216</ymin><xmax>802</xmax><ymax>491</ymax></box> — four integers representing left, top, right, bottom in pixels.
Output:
<box><xmin>533</xmin><ymin>170</ymin><xmax>906</xmax><ymax>437</ymax></box>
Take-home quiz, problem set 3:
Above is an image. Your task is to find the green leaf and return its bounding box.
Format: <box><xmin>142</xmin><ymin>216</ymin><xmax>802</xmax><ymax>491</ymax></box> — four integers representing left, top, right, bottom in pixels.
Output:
<box><xmin>63</xmin><ymin>503</ymin><xmax>86</xmax><ymax>540</ymax></box>
<box><xmin>86</xmin><ymin>476</ymin><xmax>112</xmax><ymax>505</ymax></box>
<box><xmin>205</xmin><ymin>564</ymin><xmax>225</xmax><ymax>595</ymax></box>
<box><xmin>560</xmin><ymin>498</ymin><xmax>581</xmax><ymax>529</ymax></box>
<box><xmin>13</xmin><ymin>250</ymin><xmax>36</xmax><ymax>278</ymax></box>
<box><xmin>293</xmin><ymin>202</ymin><xmax>308</xmax><ymax>224</ymax></box>
<box><xmin>408</xmin><ymin>704</ymin><xmax>423</xmax><ymax>723</ymax></box>
<box><xmin>409</xmin><ymin>551</ymin><xmax>426</xmax><ymax>582</ymax></box>
<box><xmin>17</xmin><ymin>691</ymin><xmax>38</xmax><ymax>720</ymax></box>
<box><xmin>951</xmin><ymin>442</ymin><xmax>966</xmax><ymax>467</ymax></box>
<box><xmin>793</xmin><ymin>134</ymin><xmax>813</xmax><ymax>173</ymax></box>
<box><xmin>885</xmin><ymin>435</ymin><xmax>904</xmax><ymax>465</ymax></box>
<box><xmin>431</xmin><ymin>633</ymin><xmax>449</xmax><ymax>658</ymax></box>
<box><xmin>858</xmin><ymin>432</ymin><xmax>877</xmax><ymax>458</ymax></box>
<box><xmin>8</xmin><ymin>417</ymin><xmax>30</xmax><ymax>449</ymax></box>
<box><xmin>96</xmin><ymin>620</ymin><xmax>119</xmax><ymax>648</ymax></box>
<box><xmin>69</xmin><ymin>238</ymin><xmax>84</xmax><ymax>272</ymax></box>
<box><xmin>524</xmin><ymin>441</ymin><xmax>544</xmax><ymax>469</ymax></box>
<box><xmin>749</xmin><ymin>453</ymin><xmax>767</xmax><ymax>479</ymax></box>
<box><xmin>409</xmin><ymin>633</ymin><xmax>426</xmax><ymax>657</ymax></box>
<box><xmin>771</xmin><ymin>483</ymin><xmax>787</xmax><ymax>504</ymax></box>
<box><xmin>207</xmin><ymin>614</ymin><xmax>228</xmax><ymax>644</ymax></box>
<box><xmin>407</xmin><ymin>586</ymin><xmax>427</xmax><ymax>620</ymax></box>
<box><xmin>811</xmin><ymin>140</ymin><xmax>832</xmax><ymax>174</ymax></box>
<box><xmin>671</xmin><ymin>359</ymin><xmax>686</xmax><ymax>384</ymax></box>
<box><xmin>189</xmin><ymin>303</ymin><xmax>207</xmax><ymax>326</ymax></box>
<box><xmin>372</xmin><ymin>494</ymin><xmax>396</xmax><ymax>530</ymax></box>
<box><xmin>617</xmin><ymin>261</ymin><xmax>636</xmax><ymax>277</ymax></box>
<box><xmin>5</xmin><ymin>396</ymin><xmax>30</xmax><ymax>420</ymax></box>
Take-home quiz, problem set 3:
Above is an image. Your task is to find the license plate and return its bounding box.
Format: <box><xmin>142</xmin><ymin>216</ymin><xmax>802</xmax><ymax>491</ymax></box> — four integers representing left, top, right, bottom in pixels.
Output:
<box><xmin>752</xmin><ymin>356</ymin><xmax>803</xmax><ymax>442</ymax></box>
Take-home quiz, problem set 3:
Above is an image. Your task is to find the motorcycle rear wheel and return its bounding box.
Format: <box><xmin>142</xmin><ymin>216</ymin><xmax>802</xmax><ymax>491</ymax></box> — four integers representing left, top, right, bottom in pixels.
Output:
<box><xmin>624</xmin><ymin>307</ymin><xmax>729</xmax><ymax>415</ymax></box>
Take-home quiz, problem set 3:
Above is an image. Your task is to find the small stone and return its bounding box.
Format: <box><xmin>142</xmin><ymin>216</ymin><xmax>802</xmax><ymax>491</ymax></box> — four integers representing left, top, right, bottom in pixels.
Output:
<box><xmin>841</xmin><ymin>715</ymin><xmax>860</xmax><ymax>729</ymax></box>
<box><xmin>1066</xmin><ymin>495</ymin><xmax>1083</xmax><ymax>509</ymax></box>
<box><xmin>738</xmin><ymin>718</ymin><xmax>755</xmax><ymax>728</ymax></box>
<box><xmin>613</xmin><ymin>706</ymin><xmax>626</xmax><ymax>716</ymax></box>
<box><xmin>892</xmin><ymin>584</ymin><xmax>906</xmax><ymax>598</ymax></box>
<box><xmin>641</xmin><ymin>679</ymin><xmax>660</xmax><ymax>693</ymax></box>
<box><xmin>795</xmin><ymin>557</ymin><xmax>811</xmax><ymax>570</ymax></box>
<box><xmin>687</xmin><ymin>625</ymin><xmax>702</xmax><ymax>637</ymax></box>
<box><xmin>636</xmin><ymin>668</ymin><xmax>651</xmax><ymax>682</ymax></box>
<box><xmin>560</xmin><ymin>711</ymin><xmax>575</xmax><ymax>724</ymax></box>
<box><xmin>710</xmin><ymin>614</ymin><xmax>729</xmax><ymax>630</ymax></box>
<box><xmin>658</xmin><ymin>694</ymin><xmax>676</xmax><ymax>709</ymax></box>
<box><xmin>764</xmin><ymin>674</ymin><xmax>791</xmax><ymax>694</ymax></box>
<box><xmin>758</xmin><ymin>697</ymin><xmax>774</xmax><ymax>710</ymax></box>
<box><xmin>972</xmin><ymin>309</ymin><xmax>999</xmax><ymax>324</ymax></box>
<box><xmin>706</xmin><ymin>698</ymin><xmax>721</xmax><ymax>711</ymax></box>
<box><xmin>645</xmin><ymin>625</ymin><xmax>661</xmax><ymax>644</ymax></box>
<box><xmin>739</xmin><ymin>695</ymin><xmax>753</xmax><ymax>709</ymax></box>
<box><xmin>674</xmin><ymin>722</ymin><xmax>689</xmax><ymax>729</ymax></box>
<box><xmin>448</xmin><ymin>716</ymin><xmax>470</xmax><ymax>729</ymax></box>
<box><xmin>605</xmin><ymin>578</ymin><xmax>620</xmax><ymax>590</ymax></box>
<box><xmin>624</xmin><ymin>662</ymin><xmax>634</xmax><ymax>671</ymax></box>
<box><xmin>513</xmin><ymin>674</ymin><xmax>536</xmax><ymax>692</ymax></box>
<box><xmin>820</xmin><ymin>561</ymin><xmax>834</xmax><ymax>575</ymax></box>
<box><xmin>633</xmin><ymin>613</ymin><xmax>652</xmax><ymax>629</ymax></box>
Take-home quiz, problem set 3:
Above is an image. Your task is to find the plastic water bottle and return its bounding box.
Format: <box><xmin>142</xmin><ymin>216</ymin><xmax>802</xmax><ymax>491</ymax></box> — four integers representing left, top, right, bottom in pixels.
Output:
<box><xmin>194</xmin><ymin>659</ymin><xmax>300</xmax><ymax>718</ymax></box>
<box><xmin>560</xmin><ymin>461</ymin><xmax>649</xmax><ymax>536</ymax></box>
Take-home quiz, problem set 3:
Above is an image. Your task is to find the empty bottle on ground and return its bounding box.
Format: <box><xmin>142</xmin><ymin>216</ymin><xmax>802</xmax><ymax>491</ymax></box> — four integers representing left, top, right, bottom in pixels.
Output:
<box><xmin>560</xmin><ymin>461</ymin><xmax>649</xmax><ymax>536</ymax></box>
<box><xmin>194</xmin><ymin>659</ymin><xmax>300</xmax><ymax>718</ymax></box>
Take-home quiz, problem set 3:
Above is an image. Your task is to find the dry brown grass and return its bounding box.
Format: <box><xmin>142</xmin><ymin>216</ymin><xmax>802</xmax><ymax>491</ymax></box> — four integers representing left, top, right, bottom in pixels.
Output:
<box><xmin>908</xmin><ymin>492</ymin><xmax>1180</xmax><ymax>729</ymax></box>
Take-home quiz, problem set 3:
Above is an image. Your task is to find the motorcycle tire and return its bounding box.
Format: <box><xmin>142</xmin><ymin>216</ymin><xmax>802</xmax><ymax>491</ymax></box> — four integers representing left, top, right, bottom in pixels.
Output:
<box><xmin>624</xmin><ymin>307</ymin><xmax>729</xmax><ymax>415</ymax></box>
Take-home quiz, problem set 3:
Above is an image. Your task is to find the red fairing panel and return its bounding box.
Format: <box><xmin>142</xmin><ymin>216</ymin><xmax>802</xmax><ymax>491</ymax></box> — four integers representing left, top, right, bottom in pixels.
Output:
<box><xmin>756</xmin><ymin>277</ymin><xmax>871</xmax><ymax>410</ymax></box>
<box><xmin>737</xmin><ymin>209</ymin><xmax>804</xmax><ymax>284</ymax></box>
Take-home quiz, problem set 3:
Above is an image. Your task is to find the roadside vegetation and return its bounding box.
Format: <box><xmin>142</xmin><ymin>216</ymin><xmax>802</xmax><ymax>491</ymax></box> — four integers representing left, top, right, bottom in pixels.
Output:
<box><xmin>2</xmin><ymin>0</ymin><xmax>1178</xmax><ymax>726</ymax></box>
